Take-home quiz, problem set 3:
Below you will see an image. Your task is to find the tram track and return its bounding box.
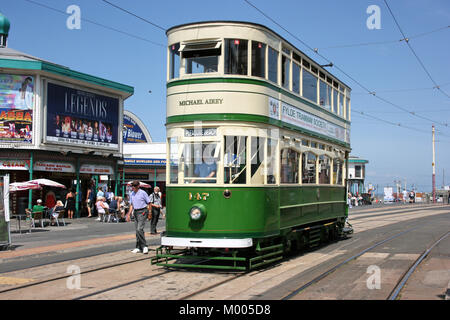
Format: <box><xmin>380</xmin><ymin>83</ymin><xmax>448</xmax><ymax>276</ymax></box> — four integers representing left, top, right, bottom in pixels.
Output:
<box><xmin>0</xmin><ymin>253</ymin><xmax>156</xmax><ymax>295</ymax></box>
<box><xmin>279</xmin><ymin>213</ymin><xmax>449</xmax><ymax>300</ymax></box>
<box><xmin>388</xmin><ymin>230</ymin><xmax>450</xmax><ymax>300</ymax></box>
<box><xmin>280</xmin><ymin>224</ymin><xmax>423</xmax><ymax>300</ymax></box>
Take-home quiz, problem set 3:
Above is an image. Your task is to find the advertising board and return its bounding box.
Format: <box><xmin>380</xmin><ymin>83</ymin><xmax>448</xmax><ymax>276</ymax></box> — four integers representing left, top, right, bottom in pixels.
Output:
<box><xmin>46</xmin><ymin>82</ymin><xmax>119</xmax><ymax>150</ymax></box>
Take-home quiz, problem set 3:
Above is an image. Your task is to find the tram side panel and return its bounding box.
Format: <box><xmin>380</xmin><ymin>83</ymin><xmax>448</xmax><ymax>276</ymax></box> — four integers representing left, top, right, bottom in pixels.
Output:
<box><xmin>279</xmin><ymin>186</ymin><xmax>347</xmax><ymax>230</ymax></box>
<box><xmin>165</xmin><ymin>186</ymin><xmax>280</xmax><ymax>240</ymax></box>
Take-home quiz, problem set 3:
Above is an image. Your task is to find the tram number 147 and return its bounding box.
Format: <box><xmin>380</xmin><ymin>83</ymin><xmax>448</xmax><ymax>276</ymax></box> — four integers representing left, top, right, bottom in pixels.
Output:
<box><xmin>188</xmin><ymin>192</ymin><xmax>210</xmax><ymax>201</ymax></box>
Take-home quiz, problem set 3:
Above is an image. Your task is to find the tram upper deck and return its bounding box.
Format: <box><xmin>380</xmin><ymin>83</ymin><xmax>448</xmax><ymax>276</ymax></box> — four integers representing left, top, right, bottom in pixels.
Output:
<box><xmin>166</xmin><ymin>21</ymin><xmax>351</xmax><ymax>149</ymax></box>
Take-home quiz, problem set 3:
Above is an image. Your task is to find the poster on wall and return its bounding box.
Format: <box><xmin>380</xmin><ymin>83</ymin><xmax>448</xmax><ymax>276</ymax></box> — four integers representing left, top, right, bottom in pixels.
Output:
<box><xmin>46</xmin><ymin>82</ymin><xmax>119</xmax><ymax>150</ymax></box>
<box><xmin>0</xmin><ymin>74</ymin><xmax>34</xmax><ymax>143</ymax></box>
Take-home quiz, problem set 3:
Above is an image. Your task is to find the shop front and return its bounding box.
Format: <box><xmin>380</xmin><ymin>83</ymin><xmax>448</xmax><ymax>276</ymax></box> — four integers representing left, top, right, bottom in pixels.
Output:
<box><xmin>0</xmin><ymin>14</ymin><xmax>134</xmax><ymax>217</ymax></box>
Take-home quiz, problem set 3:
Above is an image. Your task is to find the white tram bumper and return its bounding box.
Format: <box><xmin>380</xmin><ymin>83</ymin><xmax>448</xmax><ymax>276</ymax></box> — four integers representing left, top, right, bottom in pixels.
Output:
<box><xmin>161</xmin><ymin>236</ymin><xmax>253</xmax><ymax>248</ymax></box>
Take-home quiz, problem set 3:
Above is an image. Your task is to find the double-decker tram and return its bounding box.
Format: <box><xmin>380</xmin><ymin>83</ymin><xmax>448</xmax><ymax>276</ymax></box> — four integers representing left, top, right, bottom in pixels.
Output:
<box><xmin>152</xmin><ymin>21</ymin><xmax>352</xmax><ymax>271</ymax></box>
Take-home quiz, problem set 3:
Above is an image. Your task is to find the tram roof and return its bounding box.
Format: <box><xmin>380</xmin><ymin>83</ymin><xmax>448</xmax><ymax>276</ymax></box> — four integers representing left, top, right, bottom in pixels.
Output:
<box><xmin>166</xmin><ymin>20</ymin><xmax>351</xmax><ymax>90</ymax></box>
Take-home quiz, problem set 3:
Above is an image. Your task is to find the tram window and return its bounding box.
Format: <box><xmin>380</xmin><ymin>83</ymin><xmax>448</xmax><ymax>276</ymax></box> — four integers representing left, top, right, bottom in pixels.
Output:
<box><xmin>339</xmin><ymin>93</ymin><xmax>344</xmax><ymax>117</ymax></box>
<box><xmin>302</xmin><ymin>70</ymin><xmax>317</xmax><ymax>103</ymax></box>
<box><xmin>302</xmin><ymin>140</ymin><xmax>309</xmax><ymax>146</ymax></box>
<box><xmin>183</xmin><ymin>42</ymin><xmax>221</xmax><ymax>74</ymax></box>
<box><xmin>251</xmin><ymin>137</ymin><xmax>266</xmax><ymax>184</ymax></box>
<box><xmin>251</xmin><ymin>42</ymin><xmax>266</xmax><ymax>78</ymax></box>
<box><xmin>224</xmin><ymin>136</ymin><xmax>247</xmax><ymax>184</ymax></box>
<box><xmin>169</xmin><ymin>43</ymin><xmax>180</xmax><ymax>79</ymax></box>
<box><xmin>302</xmin><ymin>152</ymin><xmax>316</xmax><ymax>184</ymax></box>
<box><xmin>267</xmin><ymin>138</ymin><xmax>277</xmax><ymax>184</ymax></box>
<box><xmin>332</xmin><ymin>89</ymin><xmax>338</xmax><ymax>113</ymax></box>
<box><xmin>310</xmin><ymin>142</ymin><xmax>317</xmax><ymax>148</ymax></box>
<box><xmin>292</xmin><ymin>62</ymin><xmax>300</xmax><ymax>94</ymax></box>
<box><xmin>282</xmin><ymin>55</ymin><xmax>290</xmax><ymax>89</ymax></box>
<box><xmin>318</xmin><ymin>155</ymin><xmax>331</xmax><ymax>184</ymax></box>
<box><xmin>319</xmin><ymin>80</ymin><xmax>332</xmax><ymax>111</ymax></box>
<box><xmin>302</xmin><ymin>60</ymin><xmax>310</xmax><ymax>69</ymax></box>
<box><xmin>333</xmin><ymin>158</ymin><xmax>343</xmax><ymax>185</ymax></box>
<box><xmin>293</xmin><ymin>52</ymin><xmax>301</xmax><ymax>64</ymax></box>
<box><xmin>346</xmin><ymin>97</ymin><xmax>350</xmax><ymax>119</ymax></box>
<box><xmin>268</xmin><ymin>47</ymin><xmax>278</xmax><ymax>84</ymax></box>
<box><xmin>182</xmin><ymin>142</ymin><xmax>220</xmax><ymax>184</ymax></box>
<box><xmin>225</xmin><ymin>39</ymin><xmax>248</xmax><ymax>75</ymax></box>
<box><xmin>169</xmin><ymin>137</ymin><xmax>179</xmax><ymax>184</ymax></box>
<box><xmin>280</xmin><ymin>149</ymin><xmax>299</xmax><ymax>184</ymax></box>
<box><xmin>318</xmin><ymin>144</ymin><xmax>325</xmax><ymax>150</ymax></box>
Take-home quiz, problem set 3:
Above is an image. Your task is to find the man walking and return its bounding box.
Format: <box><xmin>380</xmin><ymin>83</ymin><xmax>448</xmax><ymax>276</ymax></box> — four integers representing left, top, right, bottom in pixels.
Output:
<box><xmin>127</xmin><ymin>180</ymin><xmax>151</xmax><ymax>254</ymax></box>
<box><xmin>149</xmin><ymin>186</ymin><xmax>162</xmax><ymax>234</ymax></box>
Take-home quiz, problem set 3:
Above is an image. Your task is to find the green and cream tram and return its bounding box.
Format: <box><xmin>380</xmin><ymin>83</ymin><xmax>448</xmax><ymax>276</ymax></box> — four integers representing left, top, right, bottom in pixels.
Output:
<box><xmin>152</xmin><ymin>21</ymin><xmax>352</xmax><ymax>271</ymax></box>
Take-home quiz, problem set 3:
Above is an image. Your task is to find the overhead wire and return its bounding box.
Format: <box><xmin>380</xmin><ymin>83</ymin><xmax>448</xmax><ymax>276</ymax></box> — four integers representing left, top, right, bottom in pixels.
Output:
<box><xmin>243</xmin><ymin>0</ymin><xmax>450</xmax><ymax>131</ymax></box>
<box><xmin>100</xmin><ymin>0</ymin><xmax>167</xmax><ymax>31</ymax></box>
<box><xmin>23</xmin><ymin>0</ymin><xmax>165</xmax><ymax>47</ymax></box>
<box><xmin>383</xmin><ymin>0</ymin><xmax>450</xmax><ymax>99</ymax></box>
<box><xmin>317</xmin><ymin>25</ymin><xmax>449</xmax><ymax>50</ymax></box>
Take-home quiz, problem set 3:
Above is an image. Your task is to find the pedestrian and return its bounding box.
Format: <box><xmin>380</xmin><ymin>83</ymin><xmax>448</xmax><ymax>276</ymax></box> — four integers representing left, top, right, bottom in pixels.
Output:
<box><xmin>86</xmin><ymin>180</ymin><xmax>95</xmax><ymax>218</ymax></box>
<box><xmin>97</xmin><ymin>186</ymin><xmax>104</xmax><ymax>199</ymax></box>
<box><xmin>127</xmin><ymin>180</ymin><xmax>151</xmax><ymax>254</ymax></box>
<box><xmin>96</xmin><ymin>197</ymin><xmax>108</xmax><ymax>221</ymax></box>
<box><xmin>149</xmin><ymin>186</ymin><xmax>162</xmax><ymax>234</ymax></box>
<box><xmin>66</xmin><ymin>188</ymin><xmax>76</xmax><ymax>219</ymax></box>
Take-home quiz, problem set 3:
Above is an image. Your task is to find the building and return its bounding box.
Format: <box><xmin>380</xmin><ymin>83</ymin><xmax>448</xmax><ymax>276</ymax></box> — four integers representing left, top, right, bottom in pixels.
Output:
<box><xmin>347</xmin><ymin>156</ymin><xmax>369</xmax><ymax>195</ymax></box>
<box><xmin>0</xmin><ymin>13</ymin><xmax>133</xmax><ymax>216</ymax></box>
<box><xmin>122</xmin><ymin>110</ymin><xmax>166</xmax><ymax>203</ymax></box>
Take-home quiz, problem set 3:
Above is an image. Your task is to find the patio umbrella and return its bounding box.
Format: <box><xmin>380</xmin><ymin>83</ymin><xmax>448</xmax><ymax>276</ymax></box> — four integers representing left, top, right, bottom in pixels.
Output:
<box><xmin>28</xmin><ymin>178</ymin><xmax>66</xmax><ymax>188</ymax></box>
<box><xmin>9</xmin><ymin>181</ymin><xmax>42</xmax><ymax>192</ymax></box>
<box><xmin>126</xmin><ymin>181</ymin><xmax>151</xmax><ymax>188</ymax></box>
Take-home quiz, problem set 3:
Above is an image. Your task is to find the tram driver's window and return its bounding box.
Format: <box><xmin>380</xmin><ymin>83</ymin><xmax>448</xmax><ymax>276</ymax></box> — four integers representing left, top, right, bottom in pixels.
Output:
<box><xmin>302</xmin><ymin>152</ymin><xmax>316</xmax><ymax>184</ymax></box>
<box><xmin>169</xmin><ymin>137</ymin><xmax>179</xmax><ymax>184</ymax></box>
<box><xmin>224</xmin><ymin>136</ymin><xmax>247</xmax><ymax>184</ymax></box>
<box><xmin>318</xmin><ymin>155</ymin><xmax>331</xmax><ymax>184</ymax></box>
<box><xmin>183</xmin><ymin>41</ymin><xmax>221</xmax><ymax>74</ymax></box>
<box><xmin>169</xmin><ymin>43</ymin><xmax>180</xmax><ymax>79</ymax></box>
<box><xmin>280</xmin><ymin>149</ymin><xmax>299</xmax><ymax>183</ymax></box>
<box><xmin>225</xmin><ymin>39</ymin><xmax>248</xmax><ymax>75</ymax></box>
<box><xmin>251</xmin><ymin>137</ymin><xmax>266</xmax><ymax>184</ymax></box>
<box><xmin>182</xmin><ymin>142</ymin><xmax>219</xmax><ymax>184</ymax></box>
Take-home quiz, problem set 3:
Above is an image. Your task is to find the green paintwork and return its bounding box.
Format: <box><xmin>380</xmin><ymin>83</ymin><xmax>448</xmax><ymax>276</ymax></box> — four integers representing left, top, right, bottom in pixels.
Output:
<box><xmin>278</xmin><ymin>186</ymin><xmax>346</xmax><ymax>230</ymax></box>
<box><xmin>166</xmin><ymin>186</ymin><xmax>280</xmax><ymax>238</ymax></box>
<box><xmin>0</xmin><ymin>58</ymin><xmax>134</xmax><ymax>95</ymax></box>
<box><xmin>167</xmin><ymin>77</ymin><xmax>350</xmax><ymax>125</ymax></box>
<box><xmin>166</xmin><ymin>113</ymin><xmax>350</xmax><ymax>149</ymax></box>
<box><xmin>165</xmin><ymin>185</ymin><xmax>347</xmax><ymax>240</ymax></box>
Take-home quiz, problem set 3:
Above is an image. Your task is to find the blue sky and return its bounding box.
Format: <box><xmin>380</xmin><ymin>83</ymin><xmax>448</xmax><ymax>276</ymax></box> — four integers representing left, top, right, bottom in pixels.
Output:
<box><xmin>2</xmin><ymin>0</ymin><xmax>450</xmax><ymax>192</ymax></box>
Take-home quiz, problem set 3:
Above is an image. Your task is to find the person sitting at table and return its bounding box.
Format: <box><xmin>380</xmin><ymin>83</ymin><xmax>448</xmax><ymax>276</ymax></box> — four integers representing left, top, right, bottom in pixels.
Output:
<box><xmin>25</xmin><ymin>199</ymin><xmax>45</xmax><ymax>227</ymax></box>
<box><xmin>48</xmin><ymin>200</ymin><xmax>65</xmax><ymax>226</ymax></box>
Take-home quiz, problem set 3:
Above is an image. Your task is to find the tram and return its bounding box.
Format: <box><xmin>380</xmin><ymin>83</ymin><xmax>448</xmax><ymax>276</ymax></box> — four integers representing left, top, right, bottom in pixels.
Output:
<box><xmin>152</xmin><ymin>21</ymin><xmax>352</xmax><ymax>271</ymax></box>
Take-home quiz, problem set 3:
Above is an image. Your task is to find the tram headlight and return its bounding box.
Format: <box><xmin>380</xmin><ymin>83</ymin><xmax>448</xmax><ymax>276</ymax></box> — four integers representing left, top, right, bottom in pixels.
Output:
<box><xmin>189</xmin><ymin>204</ymin><xmax>206</xmax><ymax>221</ymax></box>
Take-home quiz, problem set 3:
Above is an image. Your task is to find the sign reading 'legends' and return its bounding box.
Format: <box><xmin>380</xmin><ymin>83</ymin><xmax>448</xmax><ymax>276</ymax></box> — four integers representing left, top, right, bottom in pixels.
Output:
<box><xmin>46</xmin><ymin>82</ymin><xmax>120</xmax><ymax>150</ymax></box>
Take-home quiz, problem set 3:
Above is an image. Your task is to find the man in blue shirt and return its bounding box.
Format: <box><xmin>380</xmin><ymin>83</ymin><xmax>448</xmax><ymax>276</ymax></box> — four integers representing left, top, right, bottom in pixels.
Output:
<box><xmin>192</xmin><ymin>153</ymin><xmax>217</xmax><ymax>183</ymax></box>
<box><xmin>127</xmin><ymin>181</ymin><xmax>151</xmax><ymax>254</ymax></box>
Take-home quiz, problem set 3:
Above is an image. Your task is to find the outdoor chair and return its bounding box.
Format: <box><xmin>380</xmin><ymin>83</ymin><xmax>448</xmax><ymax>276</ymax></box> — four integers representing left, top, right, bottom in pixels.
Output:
<box><xmin>31</xmin><ymin>209</ymin><xmax>45</xmax><ymax>228</ymax></box>
<box><xmin>51</xmin><ymin>209</ymin><xmax>66</xmax><ymax>227</ymax></box>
